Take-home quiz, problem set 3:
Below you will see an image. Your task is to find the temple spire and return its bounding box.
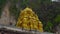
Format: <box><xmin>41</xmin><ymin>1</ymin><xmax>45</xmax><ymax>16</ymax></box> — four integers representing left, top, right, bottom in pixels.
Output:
<box><xmin>16</xmin><ymin>7</ymin><xmax>43</xmax><ymax>32</ymax></box>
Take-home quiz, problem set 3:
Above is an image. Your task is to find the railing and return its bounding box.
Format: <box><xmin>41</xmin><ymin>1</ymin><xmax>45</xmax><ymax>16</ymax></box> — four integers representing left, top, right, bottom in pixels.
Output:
<box><xmin>0</xmin><ymin>25</ymin><xmax>54</xmax><ymax>34</ymax></box>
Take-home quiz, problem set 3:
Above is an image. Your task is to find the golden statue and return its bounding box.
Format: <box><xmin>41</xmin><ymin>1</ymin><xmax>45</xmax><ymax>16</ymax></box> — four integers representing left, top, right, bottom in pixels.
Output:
<box><xmin>16</xmin><ymin>7</ymin><xmax>43</xmax><ymax>32</ymax></box>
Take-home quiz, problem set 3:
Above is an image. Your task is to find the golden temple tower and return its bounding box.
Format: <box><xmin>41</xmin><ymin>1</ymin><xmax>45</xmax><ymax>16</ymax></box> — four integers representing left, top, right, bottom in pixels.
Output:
<box><xmin>16</xmin><ymin>7</ymin><xmax>43</xmax><ymax>32</ymax></box>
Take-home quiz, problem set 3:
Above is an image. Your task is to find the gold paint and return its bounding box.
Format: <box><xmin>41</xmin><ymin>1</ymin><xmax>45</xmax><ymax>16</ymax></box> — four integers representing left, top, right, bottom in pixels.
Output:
<box><xmin>16</xmin><ymin>7</ymin><xmax>43</xmax><ymax>32</ymax></box>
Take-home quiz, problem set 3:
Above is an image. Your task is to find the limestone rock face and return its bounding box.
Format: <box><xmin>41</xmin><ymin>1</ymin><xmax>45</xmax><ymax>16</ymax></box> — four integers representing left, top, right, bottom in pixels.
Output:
<box><xmin>0</xmin><ymin>2</ymin><xmax>10</xmax><ymax>25</ymax></box>
<box><xmin>0</xmin><ymin>2</ymin><xmax>16</xmax><ymax>26</ymax></box>
<box><xmin>16</xmin><ymin>7</ymin><xmax>43</xmax><ymax>32</ymax></box>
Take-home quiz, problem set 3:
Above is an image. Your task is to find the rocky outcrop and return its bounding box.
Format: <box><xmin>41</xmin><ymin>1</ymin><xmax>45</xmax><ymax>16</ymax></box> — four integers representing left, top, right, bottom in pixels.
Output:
<box><xmin>0</xmin><ymin>1</ymin><xmax>16</xmax><ymax>26</ymax></box>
